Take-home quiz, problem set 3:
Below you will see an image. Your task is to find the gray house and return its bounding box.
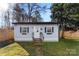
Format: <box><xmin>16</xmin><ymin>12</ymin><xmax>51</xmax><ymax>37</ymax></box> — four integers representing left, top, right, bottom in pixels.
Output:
<box><xmin>13</xmin><ymin>22</ymin><xmax>59</xmax><ymax>42</ymax></box>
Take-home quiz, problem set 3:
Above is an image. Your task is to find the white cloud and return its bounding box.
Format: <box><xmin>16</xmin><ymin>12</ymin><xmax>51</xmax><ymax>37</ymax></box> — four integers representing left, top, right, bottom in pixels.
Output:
<box><xmin>0</xmin><ymin>3</ymin><xmax>9</xmax><ymax>11</ymax></box>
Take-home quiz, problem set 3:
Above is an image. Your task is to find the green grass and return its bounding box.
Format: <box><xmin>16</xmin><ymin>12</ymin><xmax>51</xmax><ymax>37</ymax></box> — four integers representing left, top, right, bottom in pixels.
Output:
<box><xmin>17</xmin><ymin>42</ymin><xmax>36</xmax><ymax>56</ymax></box>
<box><xmin>17</xmin><ymin>39</ymin><xmax>79</xmax><ymax>56</ymax></box>
<box><xmin>43</xmin><ymin>39</ymin><xmax>79</xmax><ymax>56</ymax></box>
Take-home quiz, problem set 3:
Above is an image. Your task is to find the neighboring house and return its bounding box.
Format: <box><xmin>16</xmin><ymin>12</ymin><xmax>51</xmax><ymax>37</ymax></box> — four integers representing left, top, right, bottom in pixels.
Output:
<box><xmin>13</xmin><ymin>22</ymin><xmax>59</xmax><ymax>42</ymax></box>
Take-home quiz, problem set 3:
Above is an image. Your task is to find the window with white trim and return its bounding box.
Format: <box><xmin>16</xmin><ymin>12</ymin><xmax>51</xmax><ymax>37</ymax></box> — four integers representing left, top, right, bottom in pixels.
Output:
<box><xmin>45</xmin><ymin>27</ymin><xmax>54</xmax><ymax>34</ymax></box>
<box><xmin>20</xmin><ymin>27</ymin><xmax>29</xmax><ymax>35</ymax></box>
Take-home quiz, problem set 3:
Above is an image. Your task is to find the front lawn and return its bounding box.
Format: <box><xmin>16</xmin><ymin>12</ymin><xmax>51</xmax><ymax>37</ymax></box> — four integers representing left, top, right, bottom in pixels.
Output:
<box><xmin>17</xmin><ymin>39</ymin><xmax>79</xmax><ymax>56</ymax></box>
<box><xmin>0</xmin><ymin>43</ymin><xmax>29</xmax><ymax>56</ymax></box>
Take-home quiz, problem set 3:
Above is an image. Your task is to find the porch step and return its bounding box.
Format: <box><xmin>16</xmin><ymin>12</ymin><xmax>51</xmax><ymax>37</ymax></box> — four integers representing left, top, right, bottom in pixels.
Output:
<box><xmin>33</xmin><ymin>38</ymin><xmax>43</xmax><ymax>46</ymax></box>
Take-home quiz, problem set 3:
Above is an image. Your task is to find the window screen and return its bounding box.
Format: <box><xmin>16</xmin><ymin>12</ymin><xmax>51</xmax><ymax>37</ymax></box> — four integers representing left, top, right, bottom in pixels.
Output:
<box><xmin>45</xmin><ymin>27</ymin><xmax>54</xmax><ymax>34</ymax></box>
<box><xmin>20</xmin><ymin>27</ymin><xmax>29</xmax><ymax>35</ymax></box>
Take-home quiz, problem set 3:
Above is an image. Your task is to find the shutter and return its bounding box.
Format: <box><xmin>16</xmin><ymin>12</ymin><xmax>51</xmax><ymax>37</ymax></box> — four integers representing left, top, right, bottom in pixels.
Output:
<box><xmin>27</xmin><ymin>27</ymin><xmax>29</xmax><ymax>33</ymax></box>
<box><xmin>45</xmin><ymin>27</ymin><xmax>46</xmax><ymax>33</ymax></box>
<box><xmin>20</xmin><ymin>27</ymin><xmax>22</xmax><ymax>33</ymax></box>
<box><xmin>52</xmin><ymin>27</ymin><xmax>54</xmax><ymax>32</ymax></box>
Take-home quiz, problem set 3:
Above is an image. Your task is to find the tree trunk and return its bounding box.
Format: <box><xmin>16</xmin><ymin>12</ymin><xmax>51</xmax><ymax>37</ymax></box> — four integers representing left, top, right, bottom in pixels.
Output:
<box><xmin>61</xmin><ymin>23</ymin><xmax>64</xmax><ymax>39</ymax></box>
<box><xmin>27</xmin><ymin>3</ymin><xmax>31</xmax><ymax>22</ymax></box>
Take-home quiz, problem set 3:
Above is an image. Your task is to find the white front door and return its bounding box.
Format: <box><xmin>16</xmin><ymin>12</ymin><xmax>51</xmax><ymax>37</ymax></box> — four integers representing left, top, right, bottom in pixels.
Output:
<box><xmin>34</xmin><ymin>26</ymin><xmax>40</xmax><ymax>38</ymax></box>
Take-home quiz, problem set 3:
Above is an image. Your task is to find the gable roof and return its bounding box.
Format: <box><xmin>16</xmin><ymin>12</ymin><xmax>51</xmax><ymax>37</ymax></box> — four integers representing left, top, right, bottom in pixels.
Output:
<box><xmin>13</xmin><ymin>22</ymin><xmax>59</xmax><ymax>25</ymax></box>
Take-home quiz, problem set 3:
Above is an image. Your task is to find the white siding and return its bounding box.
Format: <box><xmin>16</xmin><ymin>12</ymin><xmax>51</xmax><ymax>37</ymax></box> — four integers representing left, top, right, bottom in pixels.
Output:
<box><xmin>14</xmin><ymin>24</ymin><xmax>59</xmax><ymax>42</ymax></box>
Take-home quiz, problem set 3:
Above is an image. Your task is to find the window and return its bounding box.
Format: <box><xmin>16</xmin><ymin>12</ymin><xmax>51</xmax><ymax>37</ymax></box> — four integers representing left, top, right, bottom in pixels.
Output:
<box><xmin>20</xmin><ymin>27</ymin><xmax>29</xmax><ymax>35</ymax></box>
<box><xmin>45</xmin><ymin>27</ymin><xmax>54</xmax><ymax>34</ymax></box>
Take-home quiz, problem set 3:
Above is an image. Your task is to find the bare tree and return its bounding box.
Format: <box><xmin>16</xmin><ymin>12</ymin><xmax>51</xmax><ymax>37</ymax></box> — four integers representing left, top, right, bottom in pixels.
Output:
<box><xmin>12</xmin><ymin>4</ymin><xmax>24</xmax><ymax>22</ymax></box>
<box><xmin>4</xmin><ymin>10</ymin><xmax>11</xmax><ymax>28</ymax></box>
<box><xmin>12</xmin><ymin>3</ymin><xmax>47</xmax><ymax>22</ymax></box>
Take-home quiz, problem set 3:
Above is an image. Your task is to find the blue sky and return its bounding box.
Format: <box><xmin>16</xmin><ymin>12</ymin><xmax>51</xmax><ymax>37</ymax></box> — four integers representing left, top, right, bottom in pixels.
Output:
<box><xmin>20</xmin><ymin>3</ymin><xmax>52</xmax><ymax>22</ymax></box>
<box><xmin>41</xmin><ymin>3</ymin><xmax>51</xmax><ymax>22</ymax></box>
